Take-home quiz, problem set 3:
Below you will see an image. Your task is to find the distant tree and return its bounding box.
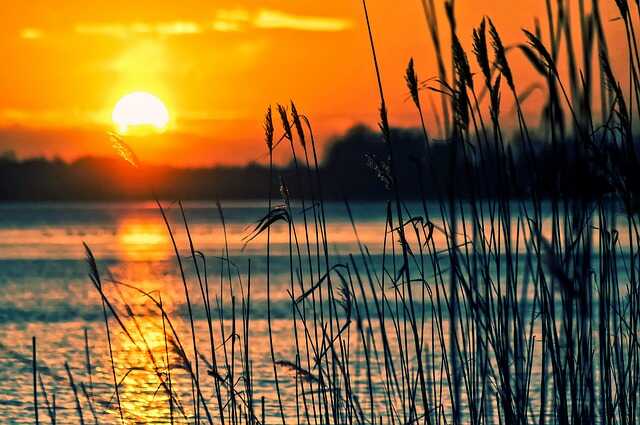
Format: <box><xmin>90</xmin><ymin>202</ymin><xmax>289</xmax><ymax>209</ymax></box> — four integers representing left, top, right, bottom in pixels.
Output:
<box><xmin>0</xmin><ymin>150</ymin><xmax>17</xmax><ymax>163</ymax></box>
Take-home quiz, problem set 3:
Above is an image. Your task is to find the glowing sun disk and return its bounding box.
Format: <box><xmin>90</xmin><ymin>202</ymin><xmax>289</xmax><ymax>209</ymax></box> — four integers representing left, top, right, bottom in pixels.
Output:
<box><xmin>112</xmin><ymin>91</ymin><xmax>169</xmax><ymax>133</ymax></box>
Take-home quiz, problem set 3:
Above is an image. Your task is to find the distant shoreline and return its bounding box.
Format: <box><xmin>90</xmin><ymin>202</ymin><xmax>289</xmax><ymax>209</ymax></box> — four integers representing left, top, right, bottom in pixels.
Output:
<box><xmin>0</xmin><ymin>124</ymin><xmax>633</xmax><ymax>202</ymax></box>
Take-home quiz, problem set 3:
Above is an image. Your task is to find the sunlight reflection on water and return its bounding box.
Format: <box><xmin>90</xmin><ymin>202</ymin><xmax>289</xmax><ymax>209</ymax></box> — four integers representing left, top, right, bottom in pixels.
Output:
<box><xmin>118</xmin><ymin>217</ymin><xmax>172</xmax><ymax>261</ymax></box>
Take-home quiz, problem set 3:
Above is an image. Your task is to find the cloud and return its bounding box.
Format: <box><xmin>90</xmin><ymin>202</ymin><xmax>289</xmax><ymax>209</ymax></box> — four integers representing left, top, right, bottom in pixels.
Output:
<box><xmin>73</xmin><ymin>9</ymin><xmax>350</xmax><ymax>38</ymax></box>
<box><xmin>211</xmin><ymin>20</ymin><xmax>242</xmax><ymax>33</ymax></box>
<box><xmin>253</xmin><ymin>9</ymin><xmax>351</xmax><ymax>32</ymax></box>
<box><xmin>75</xmin><ymin>21</ymin><xmax>202</xmax><ymax>37</ymax></box>
<box><xmin>155</xmin><ymin>21</ymin><xmax>201</xmax><ymax>35</ymax></box>
<box><xmin>216</xmin><ymin>9</ymin><xmax>251</xmax><ymax>23</ymax></box>
<box><xmin>210</xmin><ymin>8</ymin><xmax>250</xmax><ymax>32</ymax></box>
<box><xmin>211</xmin><ymin>8</ymin><xmax>351</xmax><ymax>33</ymax></box>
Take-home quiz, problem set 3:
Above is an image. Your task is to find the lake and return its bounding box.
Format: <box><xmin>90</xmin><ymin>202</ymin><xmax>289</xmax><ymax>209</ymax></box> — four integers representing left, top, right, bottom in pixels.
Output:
<box><xmin>0</xmin><ymin>200</ymin><xmax>631</xmax><ymax>423</ymax></box>
<box><xmin>0</xmin><ymin>201</ymin><xmax>406</xmax><ymax>423</ymax></box>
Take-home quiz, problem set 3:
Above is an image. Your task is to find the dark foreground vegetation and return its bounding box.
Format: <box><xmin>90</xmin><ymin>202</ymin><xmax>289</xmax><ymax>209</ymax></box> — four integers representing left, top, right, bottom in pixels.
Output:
<box><xmin>27</xmin><ymin>0</ymin><xmax>640</xmax><ymax>424</ymax></box>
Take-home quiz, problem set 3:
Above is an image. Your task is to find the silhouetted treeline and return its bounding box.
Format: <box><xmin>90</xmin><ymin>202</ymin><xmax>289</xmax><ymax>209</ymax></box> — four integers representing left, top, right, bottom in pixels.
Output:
<box><xmin>0</xmin><ymin>124</ymin><xmax>631</xmax><ymax>201</ymax></box>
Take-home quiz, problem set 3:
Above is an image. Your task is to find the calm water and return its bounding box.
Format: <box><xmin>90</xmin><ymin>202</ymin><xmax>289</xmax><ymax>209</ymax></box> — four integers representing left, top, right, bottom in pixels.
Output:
<box><xmin>0</xmin><ymin>201</ymin><xmax>627</xmax><ymax>423</ymax></box>
<box><xmin>0</xmin><ymin>201</ymin><xmax>405</xmax><ymax>423</ymax></box>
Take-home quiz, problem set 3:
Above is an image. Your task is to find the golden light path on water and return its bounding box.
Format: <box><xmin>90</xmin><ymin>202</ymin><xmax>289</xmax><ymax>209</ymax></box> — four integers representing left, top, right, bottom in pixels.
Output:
<box><xmin>115</xmin><ymin>314</ymin><xmax>175</xmax><ymax>423</ymax></box>
<box><xmin>104</xmin><ymin>210</ymin><xmax>322</xmax><ymax>423</ymax></box>
<box><xmin>118</xmin><ymin>217</ymin><xmax>172</xmax><ymax>261</ymax></box>
<box><xmin>112</xmin><ymin>216</ymin><xmax>183</xmax><ymax>422</ymax></box>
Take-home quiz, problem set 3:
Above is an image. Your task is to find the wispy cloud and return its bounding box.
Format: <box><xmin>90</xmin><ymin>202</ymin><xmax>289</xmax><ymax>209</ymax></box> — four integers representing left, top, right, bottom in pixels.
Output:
<box><xmin>216</xmin><ymin>9</ymin><xmax>251</xmax><ymax>23</ymax></box>
<box><xmin>72</xmin><ymin>9</ymin><xmax>350</xmax><ymax>38</ymax></box>
<box><xmin>155</xmin><ymin>21</ymin><xmax>201</xmax><ymax>35</ymax></box>
<box><xmin>253</xmin><ymin>9</ymin><xmax>351</xmax><ymax>32</ymax></box>
<box><xmin>212</xmin><ymin>8</ymin><xmax>351</xmax><ymax>33</ymax></box>
<box><xmin>75</xmin><ymin>21</ymin><xmax>202</xmax><ymax>37</ymax></box>
<box><xmin>210</xmin><ymin>8</ymin><xmax>249</xmax><ymax>32</ymax></box>
<box><xmin>210</xmin><ymin>20</ymin><xmax>242</xmax><ymax>33</ymax></box>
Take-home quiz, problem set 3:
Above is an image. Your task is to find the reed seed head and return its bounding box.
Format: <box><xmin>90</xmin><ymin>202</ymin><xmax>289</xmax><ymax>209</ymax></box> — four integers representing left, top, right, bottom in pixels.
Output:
<box><xmin>488</xmin><ymin>19</ymin><xmax>514</xmax><ymax>90</ymax></box>
<box><xmin>290</xmin><ymin>102</ymin><xmax>306</xmax><ymax>148</ymax></box>
<box><xmin>264</xmin><ymin>106</ymin><xmax>274</xmax><ymax>151</ymax></box>
<box><xmin>405</xmin><ymin>58</ymin><xmax>421</xmax><ymax>108</ymax></box>
<box><xmin>277</xmin><ymin>104</ymin><xmax>292</xmax><ymax>141</ymax></box>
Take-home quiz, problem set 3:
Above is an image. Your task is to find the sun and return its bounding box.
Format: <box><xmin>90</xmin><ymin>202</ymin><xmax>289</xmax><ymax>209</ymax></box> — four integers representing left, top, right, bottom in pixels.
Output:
<box><xmin>112</xmin><ymin>91</ymin><xmax>169</xmax><ymax>134</ymax></box>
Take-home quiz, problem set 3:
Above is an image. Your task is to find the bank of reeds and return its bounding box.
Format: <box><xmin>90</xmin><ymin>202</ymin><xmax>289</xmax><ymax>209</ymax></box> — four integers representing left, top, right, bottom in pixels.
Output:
<box><xmin>31</xmin><ymin>0</ymin><xmax>640</xmax><ymax>423</ymax></box>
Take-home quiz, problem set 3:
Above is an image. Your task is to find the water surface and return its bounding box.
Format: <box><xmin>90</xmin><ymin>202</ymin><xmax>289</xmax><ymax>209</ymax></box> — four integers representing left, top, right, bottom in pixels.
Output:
<box><xmin>0</xmin><ymin>201</ymin><xmax>625</xmax><ymax>423</ymax></box>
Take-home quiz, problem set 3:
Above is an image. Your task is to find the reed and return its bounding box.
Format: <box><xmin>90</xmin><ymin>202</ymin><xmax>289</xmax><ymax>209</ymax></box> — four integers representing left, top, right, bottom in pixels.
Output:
<box><xmin>32</xmin><ymin>336</ymin><xmax>39</xmax><ymax>425</ymax></box>
<box><xmin>64</xmin><ymin>362</ymin><xmax>85</xmax><ymax>425</ymax></box>
<box><xmin>30</xmin><ymin>0</ymin><xmax>640</xmax><ymax>424</ymax></box>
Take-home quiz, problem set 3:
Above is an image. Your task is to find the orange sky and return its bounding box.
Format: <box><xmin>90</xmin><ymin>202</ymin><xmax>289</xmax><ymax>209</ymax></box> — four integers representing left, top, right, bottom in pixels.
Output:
<box><xmin>0</xmin><ymin>0</ymin><xmax>630</xmax><ymax>166</ymax></box>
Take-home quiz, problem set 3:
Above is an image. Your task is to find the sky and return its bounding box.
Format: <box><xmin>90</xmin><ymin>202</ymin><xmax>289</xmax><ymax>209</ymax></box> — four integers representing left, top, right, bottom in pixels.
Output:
<box><xmin>0</xmin><ymin>0</ymin><xmax>630</xmax><ymax>166</ymax></box>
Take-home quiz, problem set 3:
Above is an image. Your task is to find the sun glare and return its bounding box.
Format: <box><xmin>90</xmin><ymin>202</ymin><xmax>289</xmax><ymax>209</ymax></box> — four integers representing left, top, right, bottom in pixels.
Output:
<box><xmin>118</xmin><ymin>218</ymin><xmax>170</xmax><ymax>260</ymax></box>
<box><xmin>112</xmin><ymin>91</ymin><xmax>169</xmax><ymax>134</ymax></box>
